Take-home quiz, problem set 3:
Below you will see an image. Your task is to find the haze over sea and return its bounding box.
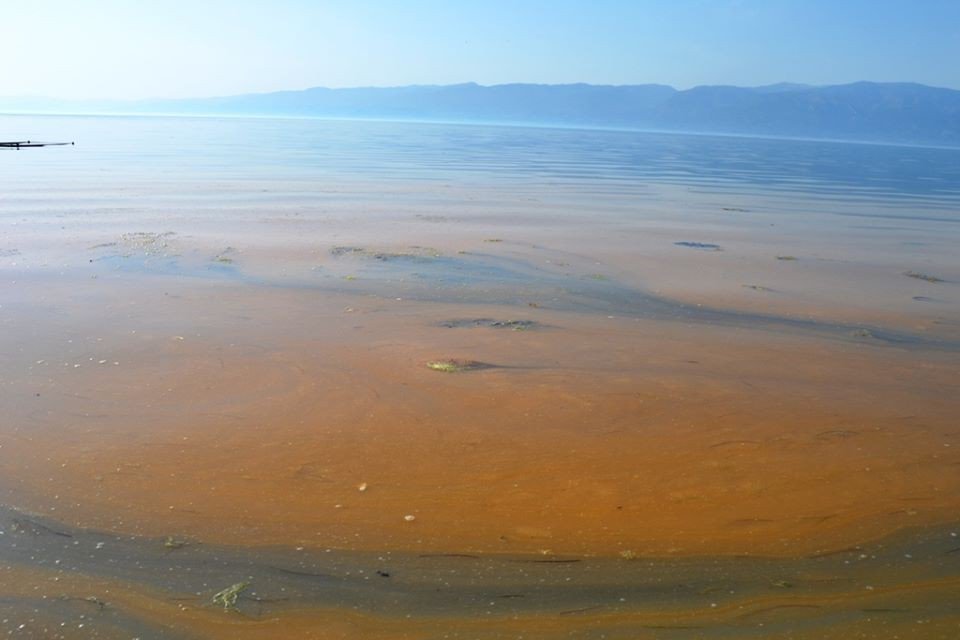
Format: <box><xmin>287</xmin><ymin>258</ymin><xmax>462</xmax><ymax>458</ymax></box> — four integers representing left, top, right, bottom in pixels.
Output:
<box><xmin>1</xmin><ymin>113</ymin><xmax>960</xmax><ymax>638</ymax></box>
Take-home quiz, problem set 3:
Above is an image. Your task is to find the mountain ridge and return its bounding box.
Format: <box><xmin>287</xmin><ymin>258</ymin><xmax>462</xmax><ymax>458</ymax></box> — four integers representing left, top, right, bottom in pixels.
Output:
<box><xmin>3</xmin><ymin>81</ymin><xmax>959</xmax><ymax>146</ymax></box>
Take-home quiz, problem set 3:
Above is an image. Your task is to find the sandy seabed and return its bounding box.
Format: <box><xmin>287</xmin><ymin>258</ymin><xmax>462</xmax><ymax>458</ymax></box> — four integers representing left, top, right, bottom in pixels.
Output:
<box><xmin>1</xmin><ymin>128</ymin><xmax>959</xmax><ymax>637</ymax></box>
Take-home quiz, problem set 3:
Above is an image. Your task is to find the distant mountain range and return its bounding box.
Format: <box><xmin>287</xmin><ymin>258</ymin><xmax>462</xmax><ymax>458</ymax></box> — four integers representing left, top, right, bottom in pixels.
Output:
<box><xmin>3</xmin><ymin>81</ymin><xmax>960</xmax><ymax>146</ymax></box>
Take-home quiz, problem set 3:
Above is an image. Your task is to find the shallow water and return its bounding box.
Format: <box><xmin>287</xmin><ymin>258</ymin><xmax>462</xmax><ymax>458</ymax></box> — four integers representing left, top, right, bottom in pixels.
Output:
<box><xmin>1</xmin><ymin>114</ymin><xmax>959</xmax><ymax>638</ymax></box>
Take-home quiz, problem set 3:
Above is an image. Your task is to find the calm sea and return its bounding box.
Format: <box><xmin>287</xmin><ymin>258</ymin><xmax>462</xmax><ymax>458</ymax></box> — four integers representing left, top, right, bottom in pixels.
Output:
<box><xmin>4</xmin><ymin>113</ymin><xmax>960</xmax><ymax>208</ymax></box>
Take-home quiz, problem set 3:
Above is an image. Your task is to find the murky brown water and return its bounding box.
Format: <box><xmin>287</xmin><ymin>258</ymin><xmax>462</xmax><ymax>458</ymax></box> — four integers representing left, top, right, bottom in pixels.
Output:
<box><xmin>1</xmin><ymin>116</ymin><xmax>959</xmax><ymax>638</ymax></box>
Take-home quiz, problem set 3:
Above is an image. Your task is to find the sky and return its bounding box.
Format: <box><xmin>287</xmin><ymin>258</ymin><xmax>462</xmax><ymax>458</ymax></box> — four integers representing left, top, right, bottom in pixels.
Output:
<box><xmin>2</xmin><ymin>0</ymin><xmax>959</xmax><ymax>100</ymax></box>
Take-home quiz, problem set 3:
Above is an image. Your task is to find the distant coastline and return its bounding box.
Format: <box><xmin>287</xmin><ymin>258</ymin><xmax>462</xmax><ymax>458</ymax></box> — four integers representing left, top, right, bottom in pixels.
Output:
<box><xmin>3</xmin><ymin>81</ymin><xmax>960</xmax><ymax>147</ymax></box>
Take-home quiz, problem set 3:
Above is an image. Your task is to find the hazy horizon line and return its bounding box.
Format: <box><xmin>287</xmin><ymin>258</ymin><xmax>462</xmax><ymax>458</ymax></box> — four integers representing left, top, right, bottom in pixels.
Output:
<box><xmin>3</xmin><ymin>78</ymin><xmax>957</xmax><ymax>104</ymax></box>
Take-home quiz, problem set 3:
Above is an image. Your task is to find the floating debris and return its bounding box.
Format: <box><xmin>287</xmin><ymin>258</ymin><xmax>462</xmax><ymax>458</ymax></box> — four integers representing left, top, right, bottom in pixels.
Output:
<box><xmin>483</xmin><ymin>238</ymin><xmax>503</xmax><ymax>243</ymax></box>
<box><xmin>674</xmin><ymin>241</ymin><xmax>722</xmax><ymax>251</ymax></box>
<box><xmin>404</xmin><ymin>515</ymin><xmax>416</xmax><ymax>522</ymax></box>
<box><xmin>357</xmin><ymin>482</ymin><xmax>368</xmax><ymax>493</ymax></box>
<box><xmin>904</xmin><ymin>271</ymin><xmax>943</xmax><ymax>283</ymax></box>
<box><xmin>619</xmin><ymin>550</ymin><xmax>638</xmax><ymax>560</ymax></box>
<box><xmin>212</xmin><ymin>581</ymin><xmax>250</xmax><ymax>611</ymax></box>
<box><xmin>776</xmin><ymin>255</ymin><xmax>798</xmax><ymax>261</ymax></box>
<box><xmin>426</xmin><ymin>359</ymin><xmax>491</xmax><ymax>373</ymax></box>
<box><xmin>722</xmin><ymin>207</ymin><xmax>749</xmax><ymax>212</ymax></box>
<box><xmin>852</xmin><ymin>328</ymin><xmax>874</xmax><ymax>339</ymax></box>
<box><xmin>742</xmin><ymin>284</ymin><xmax>773</xmax><ymax>292</ymax></box>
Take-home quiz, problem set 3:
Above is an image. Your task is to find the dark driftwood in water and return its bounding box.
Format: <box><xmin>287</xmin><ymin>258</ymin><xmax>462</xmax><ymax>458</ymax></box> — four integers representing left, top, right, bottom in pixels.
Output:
<box><xmin>0</xmin><ymin>140</ymin><xmax>74</xmax><ymax>149</ymax></box>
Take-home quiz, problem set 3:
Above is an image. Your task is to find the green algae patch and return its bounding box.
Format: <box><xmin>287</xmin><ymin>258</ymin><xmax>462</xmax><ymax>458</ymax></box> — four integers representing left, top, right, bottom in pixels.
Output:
<box><xmin>675</xmin><ymin>241</ymin><xmax>722</xmax><ymax>251</ymax></box>
<box><xmin>330</xmin><ymin>245</ymin><xmax>442</xmax><ymax>261</ymax></box>
<box><xmin>904</xmin><ymin>271</ymin><xmax>943</xmax><ymax>283</ymax></box>
<box><xmin>426</xmin><ymin>359</ymin><xmax>491</xmax><ymax>373</ymax></box>
<box><xmin>164</xmin><ymin>536</ymin><xmax>187</xmax><ymax>550</ymax></box>
<box><xmin>212</xmin><ymin>581</ymin><xmax>250</xmax><ymax>611</ymax></box>
<box><xmin>439</xmin><ymin>318</ymin><xmax>540</xmax><ymax>331</ymax></box>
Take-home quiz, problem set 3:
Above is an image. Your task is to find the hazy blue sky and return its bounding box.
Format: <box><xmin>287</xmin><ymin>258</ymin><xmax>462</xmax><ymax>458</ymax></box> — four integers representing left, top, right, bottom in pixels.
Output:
<box><xmin>3</xmin><ymin>0</ymin><xmax>959</xmax><ymax>99</ymax></box>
